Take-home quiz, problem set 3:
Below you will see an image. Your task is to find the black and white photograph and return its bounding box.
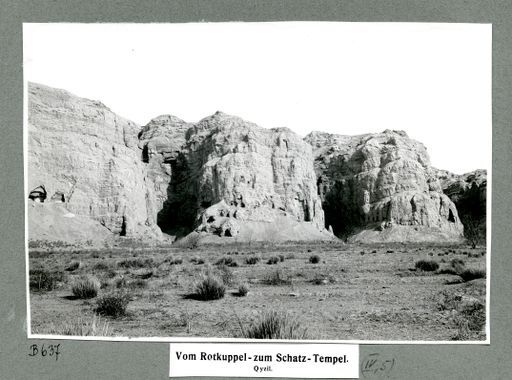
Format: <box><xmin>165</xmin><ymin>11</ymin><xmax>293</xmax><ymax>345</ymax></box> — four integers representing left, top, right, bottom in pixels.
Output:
<box><xmin>24</xmin><ymin>22</ymin><xmax>490</xmax><ymax>342</ymax></box>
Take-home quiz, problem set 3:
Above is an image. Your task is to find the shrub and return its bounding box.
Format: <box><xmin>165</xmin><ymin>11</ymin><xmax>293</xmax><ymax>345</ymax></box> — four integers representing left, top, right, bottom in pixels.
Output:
<box><xmin>65</xmin><ymin>261</ymin><xmax>82</xmax><ymax>272</ymax></box>
<box><xmin>415</xmin><ymin>259</ymin><xmax>439</xmax><ymax>272</ymax></box>
<box><xmin>71</xmin><ymin>276</ymin><xmax>100</xmax><ymax>299</ymax></box>
<box><xmin>190</xmin><ymin>257</ymin><xmax>205</xmax><ymax>265</ymax></box>
<box><xmin>29</xmin><ymin>269</ymin><xmax>64</xmax><ymax>291</ymax></box>
<box><xmin>117</xmin><ymin>258</ymin><xmax>153</xmax><ymax>269</ymax></box>
<box><xmin>450</xmin><ymin>258</ymin><xmax>466</xmax><ymax>273</ymax></box>
<box><xmin>267</xmin><ymin>256</ymin><xmax>279</xmax><ymax>265</ymax></box>
<box><xmin>309</xmin><ymin>255</ymin><xmax>320</xmax><ymax>264</ymax></box>
<box><xmin>245</xmin><ymin>256</ymin><xmax>260</xmax><ymax>265</ymax></box>
<box><xmin>193</xmin><ymin>275</ymin><xmax>226</xmax><ymax>300</ymax></box>
<box><xmin>96</xmin><ymin>292</ymin><xmax>130</xmax><ymax>318</ymax></box>
<box><xmin>168</xmin><ymin>257</ymin><xmax>183</xmax><ymax>265</ymax></box>
<box><xmin>216</xmin><ymin>257</ymin><xmax>238</xmax><ymax>267</ymax></box>
<box><xmin>239</xmin><ymin>310</ymin><xmax>309</xmax><ymax>339</ymax></box>
<box><xmin>459</xmin><ymin>268</ymin><xmax>486</xmax><ymax>282</ymax></box>
<box><xmin>217</xmin><ymin>264</ymin><xmax>235</xmax><ymax>285</ymax></box>
<box><xmin>263</xmin><ymin>269</ymin><xmax>291</xmax><ymax>286</ymax></box>
<box><xmin>34</xmin><ymin>315</ymin><xmax>111</xmax><ymax>336</ymax></box>
<box><xmin>93</xmin><ymin>262</ymin><xmax>112</xmax><ymax>271</ymax></box>
<box><xmin>237</xmin><ymin>283</ymin><xmax>249</xmax><ymax>297</ymax></box>
<box><xmin>437</xmin><ymin>267</ymin><xmax>458</xmax><ymax>275</ymax></box>
<box><xmin>452</xmin><ymin>299</ymin><xmax>486</xmax><ymax>340</ymax></box>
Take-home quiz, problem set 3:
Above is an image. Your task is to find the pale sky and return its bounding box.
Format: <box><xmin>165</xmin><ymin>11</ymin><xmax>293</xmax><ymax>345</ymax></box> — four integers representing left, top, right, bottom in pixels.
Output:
<box><xmin>23</xmin><ymin>22</ymin><xmax>491</xmax><ymax>174</ymax></box>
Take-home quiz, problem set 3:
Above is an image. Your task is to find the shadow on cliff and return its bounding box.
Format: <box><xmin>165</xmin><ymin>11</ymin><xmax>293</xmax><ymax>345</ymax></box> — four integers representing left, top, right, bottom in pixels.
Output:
<box><xmin>454</xmin><ymin>183</ymin><xmax>486</xmax><ymax>247</ymax></box>
<box><xmin>157</xmin><ymin>152</ymin><xmax>199</xmax><ymax>238</ymax></box>
<box><xmin>322</xmin><ymin>178</ymin><xmax>362</xmax><ymax>240</ymax></box>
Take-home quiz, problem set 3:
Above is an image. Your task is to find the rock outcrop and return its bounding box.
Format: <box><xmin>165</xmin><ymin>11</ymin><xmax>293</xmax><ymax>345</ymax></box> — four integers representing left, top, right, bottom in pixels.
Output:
<box><xmin>27</xmin><ymin>82</ymin><xmax>161</xmax><ymax>242</ymax></box>
<box><xmin>29</xmin><ymin>82</ymin><xmax>477</xmax><ymax>245</ymax></box>
<box><xmin>436</xmin><ymin>169</ymin><xmax>487</xmax><ymax>246</ymax></box>
<box><xmin>305</xmin><ymin>130</ymin><xmax>464</xmax><ymax>242</ymax></box>
<box><xmin>139</xmin><ymin>111</ymin><xmax>331</xmax><ymax>242</ymax></box>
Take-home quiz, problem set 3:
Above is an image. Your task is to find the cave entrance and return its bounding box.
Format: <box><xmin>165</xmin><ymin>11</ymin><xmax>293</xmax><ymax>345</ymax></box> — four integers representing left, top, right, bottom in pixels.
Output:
<box><xmin>448</xmin><ymin>209</ymin><xmax>455</xmax><ymax>223</ymax></box>
<box><xmin>29</xmin><ymin>185</ymin><xmax>47</xmax><ymax>203</ymax></box>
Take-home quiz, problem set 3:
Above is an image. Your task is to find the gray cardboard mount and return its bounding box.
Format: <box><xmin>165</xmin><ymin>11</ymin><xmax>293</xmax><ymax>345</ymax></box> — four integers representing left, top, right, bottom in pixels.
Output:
<box><xmin>1</xmin><ymin>1</ymin><xmax>511</xmax><ymax>379</ymax></box>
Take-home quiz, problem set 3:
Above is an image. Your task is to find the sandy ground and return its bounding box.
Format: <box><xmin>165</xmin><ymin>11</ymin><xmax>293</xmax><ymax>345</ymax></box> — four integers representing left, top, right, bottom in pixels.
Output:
<box><xmin>29</xmin><ymin>241</ymin><xmax>486</xmax><ymax>341</ymax></box>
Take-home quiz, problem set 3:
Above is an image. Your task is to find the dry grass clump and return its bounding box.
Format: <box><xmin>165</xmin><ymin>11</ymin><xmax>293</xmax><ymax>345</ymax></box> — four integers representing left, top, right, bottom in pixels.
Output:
<box><xmin>237</xmin><ymin>283</ymin><xmax>249</xmax><ymax>297</ymax></box>
<box><xmin>167</xmin><ymin>257</ymin><xmax>183</xmax><ymax>265</ymax></box>
<box><xmin>452</xmin><ymin>299</ymin><xmax>486</xmax><ymax>340</ymax></box>
<box><xmin>263</xmin><ymin>269</ymin><xmax>291</xmax><ymax>286</ymax></box>
<box><xmin>96</xmin><ymin>292</ymin><xmax>131</xmax><ymax>318</ymax></box>
<box><xmin>93</xmin><ymin>261</ymin><xmax>113</xmax><ymax>271</ymax></box>
<box><xmin>215</xmin><ymin>264</ymin><xmax>235</xmax><ymax>286</ymax></box>
<box><xmin>437</xmin><ymin>258</ymin><xmax>468</xmax><ymax>276</ymax></box>
<box><xmin>65</xmin><ymin>261</ymin><xmax>82</xmax><ymax>272</ymax></box>
<box><xmin>309</xmin><ymin>255</ymin><xmax>320</xmax><ymax>264</ymax></box>
<box><xmin>190</xmin><ymin>257</ymin><xmax>205</xmax><ymax>265</ymax></box>
<box><xmin>216</xmin><ymin>257</ymin><xmax>238</xmax><ymax>267</ymax></box>
<box><xmin>35</xmin><ymin>315</ymin><xmax>111</xmax><ymax>337</ymax></box>
<box><xmin>415</xmin><ymin>259</ymin><xmax>439</xmax><ymax>272</ymax></box>
<box><xmin>267</xmin><ymin>256</ymin><xmax>279</xmax><ymax>265</ymax></box>
<box><xmin>193</xmin><ymin>274</ymin><xmax>226</xmax><ymax>301</ymax></box>
<box><xmin>239</xmin><ymin>310</ymin><xmax>309</xmax><ymax>339</ymax></box>
<box><xmin>245</xmin><ymin>256</ymin><xmax>260</xmax><ymax>265</ymax></box>
<box><xmin>459</xmin><ymin>268</ymin><xmax>486</xmax><ymax>282</ymax></box>
<box><xmin>29</xmin><ymin>269</ymin><xmax>65</xmax><ymax>292</ymax></box>
<box><xmin>436</xmin><ymin>289</ymin><xmax>486</xmax><ymax>340</ymax></box>
<box><xmin>436</xmin><ymin>267</ymin><xmax>458</xmax><ymax>275</ymax></box>
<box><xmin>71</xmin><ymin>275</ymin><xmax>100</xmax><ymax>299</ymax></box>
<box><xmin>450</xmin><ymin>258</ymin><xmax>466</xmax><ymax>269</ymax></box>
<box><xmin>117</xmin><ymin>257</ymin><xmax>154</xmax><ymax>269</ymax></box>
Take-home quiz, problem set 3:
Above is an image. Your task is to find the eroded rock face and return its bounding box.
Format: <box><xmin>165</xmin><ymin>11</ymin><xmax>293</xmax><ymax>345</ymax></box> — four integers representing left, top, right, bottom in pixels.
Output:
<box><xmin>140</xmin><ymin>111</ymin><xmax>329</xmax><ymax>241</ymax></box>
<box><xmin>137</xmin><ymin>114</ymin><xmax>191</xmax><ymax>233</ymax></box>
<box><xmin>28</xmin><ymin>82</ymin><xmax>161</xmax><ymax>240</ymax></box>
<box><xmin>436</xmin><ymin>169</ymin><xmax>487</xmax><ymax>245</ymax></box>
<box><xmin>305</xmin><ymin>130</ymin><xmax>464</xmax><ymax>242</ymax></box>
<box><xmin>29</xmin><ymin>82</ymin><xmax>472</xmax><ymax>244</ymax></box>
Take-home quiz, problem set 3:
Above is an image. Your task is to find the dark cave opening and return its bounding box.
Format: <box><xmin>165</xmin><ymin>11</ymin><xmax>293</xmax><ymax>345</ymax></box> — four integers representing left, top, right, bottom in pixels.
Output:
<box><xmin>157</xmin><ymin>152</ymin><xmax>199</xmax><ymax>238</ymax></box>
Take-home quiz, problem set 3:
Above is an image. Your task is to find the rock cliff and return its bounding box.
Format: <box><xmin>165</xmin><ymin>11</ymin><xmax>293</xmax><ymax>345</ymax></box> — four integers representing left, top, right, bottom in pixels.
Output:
<box><xmin>436</xmin><ymin>169</ymin><xmax>487</xmax><ymax>246</ymax></box>
<box><xmin>139</xmin><ymin>111</ymin><xmax>331</xmax><ymax>242</ymax></box>
<box><xmin>305</xmin><ymin>130</ymin><xmax>464</xmax><ymax>242</ymax></box>
<box><xmin>27</xmin><ymin>82</ymin><xmax>161</xmax><ymax>241</ymax></box>
<box><xmin>28</xmin><ymin>82</ymin><xmax>476</xmax><ymax>245</ymax></box>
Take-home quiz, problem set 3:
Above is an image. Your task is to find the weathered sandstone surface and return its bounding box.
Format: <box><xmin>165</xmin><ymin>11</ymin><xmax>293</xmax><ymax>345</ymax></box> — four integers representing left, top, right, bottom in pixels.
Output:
<box><xmin>28</xmin><ymin>83</ymin><xmax>161</xmax><ymax>242</ymax></box>
<box><xmin>139</xmin><ymin>111</ymin><xmax>331</xmax><ymax>242</ymax></box>
<box><xmin>28</xmin><ymin>82</ymin><xmax>477</xmax><ymax>244</ymax></box>
<box><xmin>305</xmin><ymin>130</ymin><xmax>464</xmax><ymax>242</ymax></box>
